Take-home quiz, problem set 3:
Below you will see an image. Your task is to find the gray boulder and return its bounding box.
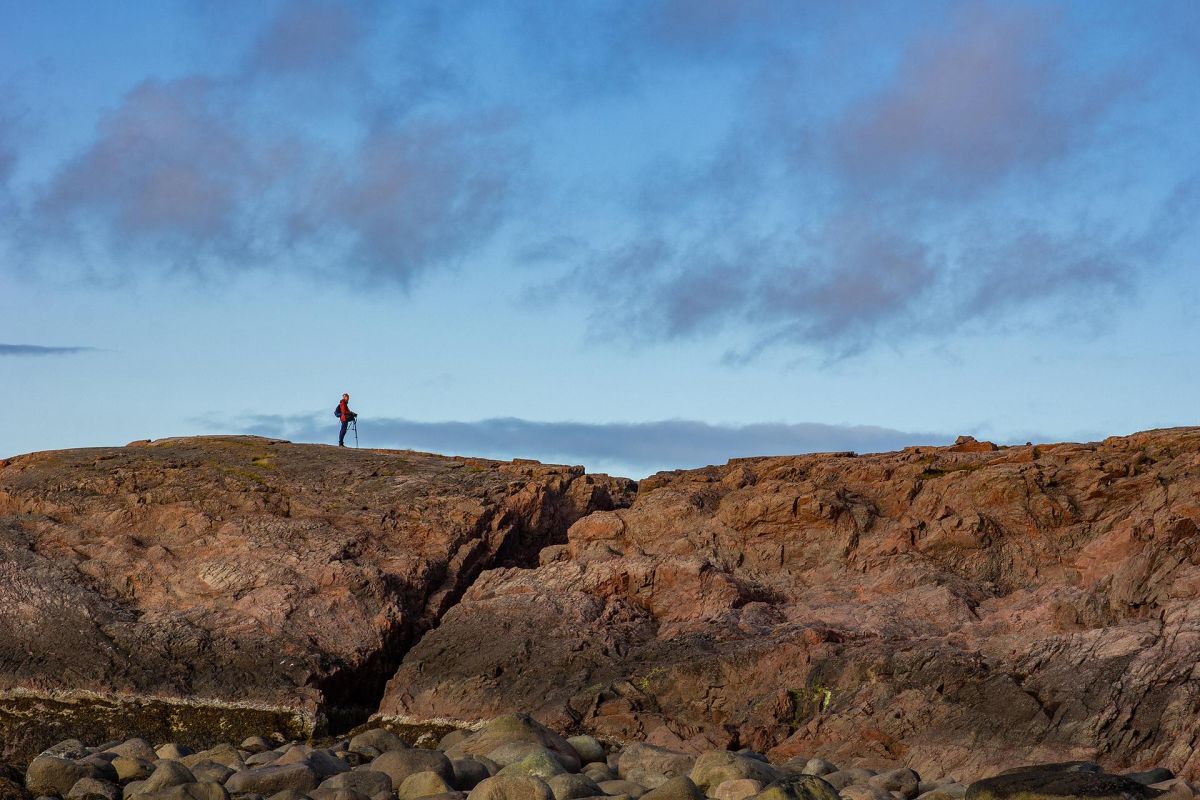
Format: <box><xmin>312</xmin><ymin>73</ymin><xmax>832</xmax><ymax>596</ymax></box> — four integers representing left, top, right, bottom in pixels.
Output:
<box><xmin>597</xmin><ymin>781</ymin><xmax>646</xmax><ymax>799</ymax></box>
<box><xmin>66</xmin><ymin>779</ymin><xmax>121</xmax><ymax>800</ymax></box>
<box><xmin>224</xmin><ymin>765</ymin><xmax>318</xmax><ymax>796</ymax></box>
<box><xmin>370</xmin><ymin>751</ymin><xmax>453</xmax><ymax>790</ymax></box>
<box><xmin>319</xmin><ymin>771</ymin><xmax>392</xmax><ymax>800</ymax></box>
<box><xmin>545</xmin><ymin>775</ymin><xmax>602</xmax><ymax>800</ymax></box>
<box><xmin>689</xmin><ymin>753</ymin><xmax>779</xmax><ymax>793</ymax></box>
<box><xmin>452</xmin><ymin>762</ymin><xmax>491</xmax><ymax>792</ymax></box>
<box><xmin>350</xmin><ymin>731</ymin><xmax>406</xmax><ymax>756</ymax></box>
<box><xmin>467</xmin><ymin>776</ymin><xmax>554</xmax><ymax>800</ymax></box>
<box><xmin>564</xmin><ymin>740</ymin><xmax>604</xmax><ymax>768</ymax></box>
<box><xmin>398</xmin><ymin>772</ymin><xmax>455</xmax><ymax>800</ymax></box>
<box><xmin>27</xmin><ymin>757</ymin><xmax>100</xmax><ymax>798</ymax></box>
<box><xmin>639</xmin><ymin>777</ymin><xmax>705</xmax><ymax>800</ymax></box>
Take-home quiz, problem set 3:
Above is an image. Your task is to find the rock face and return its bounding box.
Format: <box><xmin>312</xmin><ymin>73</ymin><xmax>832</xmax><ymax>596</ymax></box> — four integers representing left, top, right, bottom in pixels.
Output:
<box><xmin>0</xmin><ymin>437</ymin><xmax>632</xmax><ymax>762</ymax></box>
<box><xmin>379</xmin><ymin>429</ymin><xmax>1200</xmax><ymax>781</ymax></box>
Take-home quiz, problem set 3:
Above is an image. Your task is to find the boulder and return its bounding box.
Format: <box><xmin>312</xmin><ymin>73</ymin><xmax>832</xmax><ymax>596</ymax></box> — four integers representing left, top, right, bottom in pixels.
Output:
<box><xmin>154</xmin><ymin>749</ymin><xmax>193</xmax><ymax>763</ymax></box>
<box><xmin>139</xmin><ymin>763</ymin><xmax>196</xmax><ymax>794</ymax></box>
<box><xmin>350</xmin><ymin>732</ymin><xmax>407</xmax><ymax>756</ymax></box>
<box><xmin>714</xmin><ymin>780</ymin><xmax>763</xmax><ymax>800</ymax></box>
<box><xmin>185</xmin><ymin>766</ymin><xmax>232</xmax><ymax>787</ymax></box>
<box><xmin>689</xmin><ymin>754</ymin><xmax>779</xmax><ymax>792</ymax></box>
<box><xmin>618</xmin><ymin>747</ymin><xmax>694</xmax><ymax>786</ymax></box>
<box><xmin>842</xmin><ymin>786</ymin><xmax>894</xmax><ymax>800</ymax></box>
<box><xmin>104</xmin><ymin>745</ymin><xmax>157</xmax><ymax>765</ymax></box>
<box><xmin>545</xmin><ymin>775</ymin><xmax>602</xmax><ymax>800</ymax></box>
<box><xmin>398</xmin><ymin>773</ymin><xmax>455</xmax><ymax>800</ymax></box>
<box><xmin>639</xmin><ymin>777</ymin><xmax>705</xmax><ymax>800</ymax></box>
<box><xmin>452</xmin><ymin>762</ymin><xmax>492</xmax><ymax>792</ymax></box>
<box><xmin>597</xmin><ymin>782</ymin><xmax>646</xmax><ymax>799</ymax></box>
<box><xmin>66</xmin><ymin>780</ymin><xmax>121</xmax><ymax>800</ymax></box>
<box><xmin>224</xmin><ymin>765</ymin><xmax>318</xmax><ymax>796</ymax></box>
<box><xmin>111</xmin><ymin>760</ymin><xmax>154</xmax><ymax>784</ymax></box>
<box><xmin>318</xmin><ymin>770</ymin><xmax>392</xmax><ymax>799</ymax></box>
<box><xmin>747</xmin><ymin>776</ymin><xmax>840</xmax><ymax>800</ymax></box>
<box><xmin>445</xmin><ymin>717</ymin><xmax>580</xmax><ymax>773</ymax></box>
<box><xmin>138</xmin><ymin>784</ymin><xmax>228</xmax><ymax>800</ymax></box>
<box><xmin>564</xmin><ymin>741</ymin><xmax>604</xmax><ymax>768</ymax></box>
<box><xmin>370</xmin><ymin>751</ymin><xmax>454</xmax><ymax>790</ymax></box>
<box><xmin>869</xmin><ymin>771</ymin><xmax>920</xmax><ymax>800</ymax></box>
<box><xmin>310</xmin><ymin>790</ymin><xmax>369</xmax><ymax>800</ymax></box>
<box><xmin>438</xmin><ymin>734</ymin><xmax>472</xmax><ymax>753</ymax></box>
<box><xmin>497</xmin><ymin>753</ymin><xmax>565</xmax><ymax>782</ymax></box>
<box><xmin>26</xmin><ymin>757</ymin><xmax>98</xmax><ymax>798</ymax></box>
<box><xmin>802</xmin><ymin>763</ymin><xmax>835</xmax><ymax>779</ymax></box>
<box><xmin>467</xmin><ymin>776</ymin><xmax>555</xmax><ymax>800</ymax></box>
<box><xmin>240</xmin><ymin>739</ymin><xmax>273</xmax><ymax>755</ymax></box>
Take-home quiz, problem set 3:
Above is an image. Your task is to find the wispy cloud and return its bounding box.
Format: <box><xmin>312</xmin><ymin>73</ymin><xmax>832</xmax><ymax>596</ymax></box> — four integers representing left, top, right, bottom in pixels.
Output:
<box><xmin>0</xmin><ymin>343</ymin><xmax>97</xmax><ymax>356</ymax></box>
<box><xmin>220</xmin><ymin>413</ymin><xmax>952</xmax><ymax>477</ymax></box>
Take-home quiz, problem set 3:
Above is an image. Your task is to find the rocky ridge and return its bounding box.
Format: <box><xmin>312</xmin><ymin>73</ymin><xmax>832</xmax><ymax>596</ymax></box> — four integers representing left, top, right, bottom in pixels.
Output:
<box><xmin>0</xmin><ymin>437</ymin><xmax>631</xmax><ymax>759</ymax></box>
<box><xmin>3</xmin><ymin>430</ymin><xmax>1200</xmax><ymax>781</ymax></box>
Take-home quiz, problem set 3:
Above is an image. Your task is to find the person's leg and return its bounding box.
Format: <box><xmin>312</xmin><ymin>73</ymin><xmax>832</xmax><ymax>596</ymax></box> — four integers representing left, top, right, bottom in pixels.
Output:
<box><xmin>339</xmin><ymin>420</ymin><xmax>348</xmax><ymax>446</ymax></box>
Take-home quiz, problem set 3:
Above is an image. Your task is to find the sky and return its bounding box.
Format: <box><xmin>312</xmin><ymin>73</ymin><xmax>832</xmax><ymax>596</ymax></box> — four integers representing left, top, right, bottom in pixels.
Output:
<box><xmin>1</xmin><ymin>0</ymin><xmax>1198</xmax><ymax>478</ymax></box>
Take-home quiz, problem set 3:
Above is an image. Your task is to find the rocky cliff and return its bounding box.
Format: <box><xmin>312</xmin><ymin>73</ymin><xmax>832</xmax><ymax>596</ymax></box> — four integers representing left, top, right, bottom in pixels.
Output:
<box><xmin>2</xmin><ymin>431</ymin><xmax>1198</xmax><ymax>781</ymax></box>
<box><xmin>0</xmin><ymin>436</ymin><xmax>631</xmax><ymax>760</ymax></box>
<box><xmin>379</xmin><ymin>430</ymin><xmax>1200</xmax><ymax>781</ymax></box>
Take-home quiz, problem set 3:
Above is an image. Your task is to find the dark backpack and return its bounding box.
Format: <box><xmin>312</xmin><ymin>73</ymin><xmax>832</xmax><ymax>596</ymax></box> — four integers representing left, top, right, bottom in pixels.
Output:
<box><xmin>334</xmin><ymin>405</ymin><xmax>342</xmax><ymax>419</ymax></box>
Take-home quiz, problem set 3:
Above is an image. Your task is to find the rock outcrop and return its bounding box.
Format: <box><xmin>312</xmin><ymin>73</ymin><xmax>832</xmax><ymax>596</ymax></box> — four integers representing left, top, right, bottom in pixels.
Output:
<box><xmin>0</xmin><ymin>437</ymin><xmax>633</xmax><ymax>761</ymax></box>
<box><xmin>4</xmin><ymin>429</ymin><xmax>1200</xmax><ymax>781</ymax></box>
<box><xmin>379</xmin><ymin>429</ymin><xmax>1200</xmax><ymax>781</ymax></box>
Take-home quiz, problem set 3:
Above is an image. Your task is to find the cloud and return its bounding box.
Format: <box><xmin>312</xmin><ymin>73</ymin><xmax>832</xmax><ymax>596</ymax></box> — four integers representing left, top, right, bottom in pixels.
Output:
<box><xmin>248</xmin><ymin>0</ymin><xmax>368</xmax><ymax>75</ymax></box>
<box><xmin>25</xmin><ymin>72</ymin><xmax>518</xmax><ymax>285</ymax></box>
<box><xmin>224</xmin><ymin>412</ymin><xmax>952</xmax><ymax>477</ymax></box>
<box><xmin>0</xmin><ymin>344</ymin><xmax>96</xmax><ymax>356</ymax></box>
<box><xmin>542</xmin><ymin>1</ymin><xmax>1192</xmax><ymax>360</ymax></box>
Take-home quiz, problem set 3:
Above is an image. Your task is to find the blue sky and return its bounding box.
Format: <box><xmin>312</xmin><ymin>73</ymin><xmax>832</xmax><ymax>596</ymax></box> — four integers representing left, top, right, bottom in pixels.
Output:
<box><xmin>1</xmin><ymin>0</ymin><xmax>1197</xmax><ymax>477</ymax></box>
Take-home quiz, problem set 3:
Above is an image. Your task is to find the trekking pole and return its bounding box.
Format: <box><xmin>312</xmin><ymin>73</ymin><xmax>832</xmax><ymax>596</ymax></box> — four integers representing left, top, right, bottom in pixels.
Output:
<box><xmin>352</xmin><ymin>418</ymin><xmax>359</xmax><ymax>448</ymax></box>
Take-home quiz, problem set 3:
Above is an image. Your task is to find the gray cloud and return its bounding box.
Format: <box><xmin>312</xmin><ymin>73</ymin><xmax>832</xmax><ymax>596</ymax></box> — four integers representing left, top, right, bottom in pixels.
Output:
<box><xmin>249</xmin><ymin>0</ymin><xmax>369</xmax><ymax>75</ymax></box>
<box><xmin>0</xmin><ymin>343</ymin><xmax>96</xmax><ymax>356</ymax></box>
<box><xmin>545</xmin><ymin>2</ymin><xmax>1191</xmax><ymax>360</ymax></box>
<box><xmin>225</xmin><ymin>412</ymin><xmax>952</xmax><ymax>477</ymax></box>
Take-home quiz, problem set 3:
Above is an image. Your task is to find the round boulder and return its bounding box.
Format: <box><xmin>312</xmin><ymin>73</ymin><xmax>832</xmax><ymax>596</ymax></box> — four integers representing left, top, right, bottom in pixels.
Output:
<box><xmin>26</xmin><ymin>757</ymin><xmax>98</xmax><ymax>798</ymax></box>
<box><xmin>320</xmin><ymin>770</ymin><xmax>393</xmax><ymax>799</ymax></box>
<box><xmin>351</xmin><ymin>731</ymin><xmax>407</xmax><ymax>756</ymax></box>
<box><xmin>545</xmin><ymin>774</ymin><xmax>602</xmax><ymax>800</ymax></box>
<box><xmin>224</xmin><ymin>765</ymin><xmax>318</xmax><ymax>796</ymax></box>
<box><xmin>714</xmin><ymin>780</ymin><xmax>763</xmax><ymax>800</ymax></box>
<box><xmin>452</xmin><ymin>762</ymin><xmax>492</xmax><ymax>792</ymax></box>
<box><xmin>564</xmin><ymin>740</ymin><xmax>604</xmax><ymax>768</ymax></box>
<box><xmin>399</xmin><ymin>772</ymin><xmax>454</xmax><ymax>800</ymax></box>
<box><xmin>467</xmin><ymin>776</ymin><xmax>554</xmax><ymax>800</ymax></box>
<box><xmin>497</xmin><ymin>754</ymin><xmax>564</xmax><ymax>782</ymax></box>
<box><xmin>66</xmin><ymin>779</ymin><xmax>121</xmax><ymax>800</ymax></box>
<box><xmin>748</xmin><ymin>776</ymin><xmax>840</xmax><ymax>800</ymax></box>
<box><xmin>640</xmin><ymin>777</ymin><xmax>705</xmax><ymax>800</ymax></box>
<box><xmin>371</xmin><ymin>751</ymin><xmax>454</xmax><ymax>790</ymax></box>
<box><xmin>689</xmin><ymin>753</ymin><xmax>779</xmax><ymax>793</ymax></box>
<box><xmin>447</xmin><ymin>716</ymin><xmax>579</xmax><ymax>773</ymax></box>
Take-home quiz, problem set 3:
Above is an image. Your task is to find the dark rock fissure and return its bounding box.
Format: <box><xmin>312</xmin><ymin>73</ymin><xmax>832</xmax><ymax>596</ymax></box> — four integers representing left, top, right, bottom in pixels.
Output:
<box><xmin>312</xmin><ymin>476</ymin><xmax>634</xmax><ymax>735</ymax></box>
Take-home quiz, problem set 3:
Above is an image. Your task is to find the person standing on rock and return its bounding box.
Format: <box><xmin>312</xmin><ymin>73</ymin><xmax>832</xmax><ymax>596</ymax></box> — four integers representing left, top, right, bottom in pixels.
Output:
<box><xmin>336</xmin><ymin>393</ymin><xmax>357</xmax><ymax>447</ymax></box>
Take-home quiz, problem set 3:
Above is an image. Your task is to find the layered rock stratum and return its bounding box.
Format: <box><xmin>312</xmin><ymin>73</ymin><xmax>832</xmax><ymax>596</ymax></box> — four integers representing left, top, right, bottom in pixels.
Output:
<box><xmin>2</xmin><ymin>430</ymin><xmax>1199</xmax><ymax>781</ymax></box>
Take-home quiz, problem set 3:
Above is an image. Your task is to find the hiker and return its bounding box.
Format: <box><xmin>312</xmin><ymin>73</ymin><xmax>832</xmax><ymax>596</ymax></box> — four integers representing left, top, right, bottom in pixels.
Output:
<box><xmin>336</xmin><ymin>393</ymin><xmax>357</xmax><ymax>447</ymax></box>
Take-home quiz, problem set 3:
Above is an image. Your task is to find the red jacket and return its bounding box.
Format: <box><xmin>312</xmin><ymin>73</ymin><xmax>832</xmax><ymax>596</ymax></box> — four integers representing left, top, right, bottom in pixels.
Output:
<box><xmin>338</xmin><ymin>399</ymin><xmax>351</xmax><ymax>422</ymax></box>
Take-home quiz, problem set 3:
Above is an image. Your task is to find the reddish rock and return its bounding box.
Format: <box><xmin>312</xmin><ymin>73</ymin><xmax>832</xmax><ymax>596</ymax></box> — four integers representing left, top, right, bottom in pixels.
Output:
<box><xmin>379</xmin><ymin>428</ymin><xmax>1200</xmax><ymax>781</ymax></box>
<box><xmin>0</xmin><ymin>437</ymin><xmax>632</xmax><ymax>761</ymax></box>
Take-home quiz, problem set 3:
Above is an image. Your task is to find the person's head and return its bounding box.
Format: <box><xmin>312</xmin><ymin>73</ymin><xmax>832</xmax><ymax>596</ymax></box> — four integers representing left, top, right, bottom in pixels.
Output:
<box><xmin>342</xmin><ymin>393</ymin><xmax>349</xmax><ymax>400</ymax></box>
